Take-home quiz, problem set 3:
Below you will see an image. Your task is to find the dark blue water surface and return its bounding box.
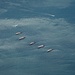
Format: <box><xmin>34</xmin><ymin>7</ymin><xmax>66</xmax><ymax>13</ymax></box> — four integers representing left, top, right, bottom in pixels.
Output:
<box><xmin>0</xmin><ymin>0</ymin><xmax>75</xmax><ymax>75</ymax></box>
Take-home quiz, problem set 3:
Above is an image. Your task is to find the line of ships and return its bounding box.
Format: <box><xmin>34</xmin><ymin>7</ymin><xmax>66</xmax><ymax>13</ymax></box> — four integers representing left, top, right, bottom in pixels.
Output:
<box><xmin>16</xmin><ymin>32</ymin><xmax>54</xmax><ymax>53</ymax></box>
